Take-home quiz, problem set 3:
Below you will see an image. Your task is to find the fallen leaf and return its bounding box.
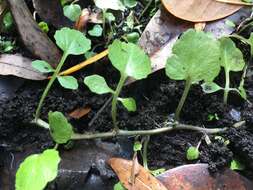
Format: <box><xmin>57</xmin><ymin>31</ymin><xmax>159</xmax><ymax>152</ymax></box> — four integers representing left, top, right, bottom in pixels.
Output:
<box><xmin>130</xmin><ymin>154</ymin><xmax>140</xmax><ymax>186</ymax></box>
<box><xmin>156</xmin><ymin>164</ymin><xmax>253</xmax><ymax>190</ymax></box>
<box><xmin>32</xmin><ymin>0</ymin><xmax>73</xmax><ymax>29</ymax></box>
<box><xmin>69</xmin><ymin>106</ymin><xmax>91</xmax><ymax>119</ymax></box>
<box><xmin>161</xmin><ymin>0</ymin><xmax>242</xmax><ymax>22</ymax></box>
<box><xmin>7</xmin><ymin>0</ymin><xmax>61</xmax><ymax>67</ymax></box>
<box><xmin>108</xmin><ymin>158</ymin><xmax>168</xmax><ymax>190</ymax></box>
<box><xmin>138</xmin><ymin>7</ymin><xmax>251</xmax><ymax>75</ymax></box>
<box><xmin>0</xmin><ymin>54</ymin><xmax>47</xmax><ymax>80</ymax></box>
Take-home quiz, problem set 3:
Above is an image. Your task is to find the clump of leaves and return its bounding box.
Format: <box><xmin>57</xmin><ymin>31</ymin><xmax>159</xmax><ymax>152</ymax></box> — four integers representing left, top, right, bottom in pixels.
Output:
<box><xmin>32</xmin><ymin>27</ymin><xmax>91</xmax><ymax>120</ymax></box>
<box><xmin>166</xmin><ymin>29</ymin><xmax>221</xmax><ymax>120</ymax></box>
<box><xmin>201</xmin><ymin>37</ymin><xmax>246</xmax><ymax>104</ymax></box>
<box><xmin>84</xmin><ymin>39</ymin><xmax>151</xmax><ymax>130</ymax></box>
<box><xmin>0</xmin><ymin>36</ymin><xmax>15</xmax><ymax>53</ymax></box>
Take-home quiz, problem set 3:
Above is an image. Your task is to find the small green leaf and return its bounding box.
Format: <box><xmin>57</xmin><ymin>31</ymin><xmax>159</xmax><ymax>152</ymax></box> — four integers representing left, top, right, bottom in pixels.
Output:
<box><xmin>54</xmin><ymin>27</ymin><xmax>91</xmax><ymax>55</ymax></box>
<box><xmin>32</xmin><ymin>60</ymin><xmax>54</xmax><ymax>73</ymax></box>
<box><xmin>150</xmin><ymin>168</ymin><xmax>166</xmax><ymax>177</ymax></box>
<box><xmin>118</xmin><ymin>97</ymin><xmax>136</xmax><ymax>112</ymax></box>
<box><xmin>108</xmin><ymin>40</ymin><xmax>151</xmax><ymax>80</ymax></box>
<box><xmin>220</xmin><ymin>38</ymin><xmax>245</xmax><ymax>72</ymax></box>
<box><xmin>3</xmin><ymin>12</ymin><xmax>13</xmax><ymax>31</ymax></box>
<box><xmin>84</xmin><ymin>74</ymin><xmax>114</xmax><ymax>94</ymax></box>
<box><xmin>230</xmin><ymin>159</ymin><xmax>245</xmax><ymax>171</ymax></box>
<box><xmin>201</xmin><ymin>82</ymin><xmax>223</xmax><ymax>94</ymax></box>
<box><xmin>63</xmin><ymin>4</ymin><xmax>81</xmax><ymax>21</ymax></box>
<box><xmin>38</xmin><ymin>21</ymin><xmax>49</xmax><ymax>33</ymax></box>
<box><xmin>225</xmin><ymin>20</ymin><xmax>236</xmax><ymax>28</ymax></box>
<box><xmin>123</xmin><ymin>0</ymin><xmax>137</xmax><ymax>8</ymax></box>
<box><xmin>133</xmin><ymin>141</ymin><xmax>142</xmax><ymax>152</ymax></box>
<box><xmin>166</xmin><ymin>29</ymin><xmax>221</xmax><ymax>83</ymax></box>
<box><xmin>248</xmin><ymin>33</ymin><xmax>253</xmax><ymax>55</ymax></box>
<box><xmin>126</xmin><ymin>11</ymin><xmax>134</xmax><ymax>29</ymax></box>
<box><xmin>186</xmin><ymin>146</ymin><xmax>200</xmax><ymax>161</ymax></box>
<box><xmin>94</xmin><ymin>0</ymin><xmax>126</xmax><ymax>10</ymax></box>
<box><xmin>48</xmin><ymin>111</ymin><xmax>74</xmax><ymax>144</ymax></box>
<box><xmin>57</xmin><ymin>76</ymin><xmax>78</xmax><ymax>90</ymax></box>
<box><xmin>114</xmin><ymin>182</ymin><xmax>126</xmax><ymax>190</ymax></box>
<box><xmin>15</xmin><ymin>149</ymin><xmax>60</xmax><ymax>190</ymax></box>
<box><xmin>88</xmin><ymin>24</ymin><xmax>103</xmax><ymax>37</ymax></box>
<box><xmin>126</xmin><ymin>32</ymin><xmax>140</xmax><ymax>43</ymax></box>
<box><xmin>105</xmin><ymin>12</ymin><xmax>116</xmax><ymax>22</ymax></box>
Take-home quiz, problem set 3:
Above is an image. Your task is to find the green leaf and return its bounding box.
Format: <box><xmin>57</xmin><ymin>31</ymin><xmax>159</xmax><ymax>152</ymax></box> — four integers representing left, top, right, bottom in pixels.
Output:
<box><xmin>225</xmin><ymin>20</ymin><xmax>236</xmax><ymax>28</ymax></box>
<box><xmin>201</xmin><ymin>82</ymin><xmax>223</xmax><ymax>94</ymax></box>
<box><xmin>88</xmin><ymin>24</ymin><xmax>103</xmax><ymax>37</ymax></box>
<box><xmin>54</xmin><ymin>27</ymin><xmax>91</xmax><ymax>55</ymax></box>
<box><xmin>32</xmin><ymin>60</ymin><xmax>54</xmax><ymax>73</ymax></box>
<box><xmin>94</xmin><ymin>0</ymin><xmax>125</xmax><ymax>10</ymax></box>
<box><xmin>48</xmin><ymin>111</ymin><xmax>74</xmax><ymax>144</ymax></box>
<box><xmin>63</xmin><ymin>4</ymin><xmax>81</xmax><ymax>22</ymax></box>
<box><xmin>126</xmin><ymin>32</ymin><xmax>140</xmax><ymax>43</ymax></box>
<box><xmin>230</xmin><ymin>159</ymin><xmax>245</xmax><ymax>171</ymax></box>
<box><xmin>123</xmin><ymin>0</ymin><xmax>137</xmax><ymax>8</ymax></box>
<box><xmin>248</xmin><ymin>33</ymin><xmax>253</xmax><ymax>55</ymax></box>
<box><xmin>57</xmin><ymin>76</ymin><xmax>78</xmax><ymax>90</ymax></box>
<box><xmin>126</xmin><ymin>11</ymin><xmax>134</xmax><ymax>29</ymax></box>
<box><xmin>84</xmin><ymin>74</ymin><xmax>114</xmax><ymax>94</ymax></box>
<box><xmin>38</xmin><ymin>21</ymin><xmax>49</xmax><ymax>33</ymax></box>
<box><xmin>220</xmin><ymin>38</ymin><xmax>245</xmax><ymax>72</ymax></box>
<box><xmin>108</xmin><ymin>40</ymin><xmax>151</xmax><ymax>80</ymax></box>
<box><xmin>166</xmin><ymin>29</ymin><xmax>221</xmax><ymax>83</ymax></box>
<box><xmin>85</xmin><ymin>51</ymin><xmax>97</xmax><ymax>59</ymax></box>
<box><xmin>118</xmin><ymin>97</ymin><xmax>136</xmax><ymax>112</ymax></box>
<box><xmin>114</xmin><ymin>182</ymin><xmax>126</xmax><ymax>190</ymax></box>
<box><xmin>186</xmin><ymin>146</ymin><xmax>200</xmax><ymax>161</ymax></box>
<box><xmin>105</xmin><ymin>12</ymin><xmax>116</xmax><ymax>22</ymax></box>
<box><xmin>133</xmin><ymin>141</ymin><xmax>142</xmax><ymax>152</ymax></box>
<box><xmin>15</xmin><ymin>149</ymin><xmax>60</xmax><ymax>190</ymax></box>
<box><xmin>3</xmin><ymin>12</ymin><xmax>13</xmax><ymax>31</ymax></box>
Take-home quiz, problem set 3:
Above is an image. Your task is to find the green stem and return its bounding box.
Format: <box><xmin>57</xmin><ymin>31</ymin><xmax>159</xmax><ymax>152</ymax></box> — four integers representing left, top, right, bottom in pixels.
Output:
<box><xmin>223</xmin><ymin>69</ymin><xmax>230</xmax><ymax>105</ymax></box>
<box><xmin>175</xmin><ymin>78</ymin><xmax>192</xmax><ymax>121</ymax></box>
<box><xmin>143</xmin><ymin>136</ymin><xmax>150</xmax><ymax>170</ymax></box>
<box><xmin>35</xmin><ymin>53</ymin><xmax>68</xmax><ymax>121</ymax></box>
<box><xmin>111</xmin><ymin>74</ymin><xmax>127</xmax><ymax>130</ymax></box>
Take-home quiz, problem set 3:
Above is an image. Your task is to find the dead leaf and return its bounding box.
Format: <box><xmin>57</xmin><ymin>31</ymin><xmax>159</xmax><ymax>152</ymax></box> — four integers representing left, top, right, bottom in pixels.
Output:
<box><xmin>138</xmin><ymin>7</ymin><xmax>251</xmax><ymax>75</ymax></box>
<box><xmin>32</xmin><ymin>0</ymin><xmax>73</xmax><ymax>29</ymax></box>
<box><xmin>161</xmin><ymin>0</ymin><xmax>242</xmax><ymax>22</ymax></box>
<box><xmin>0</xmin><ymin>54</ymin><xmax>47</xmax><ymax>80</ymax></box>
<box><xmin>108</xmin><ymin>158</ymin><xmax>168</xmax><ymax>190</ymax></box>
<box><xmin>7</xmin><ymin>0</ymin><xmax>61</xmax><ymax>67</ymax></box>
<box><xmin>157</xmin><ymin>164</ymin><xmax>253</xmax><ymax>190</ymax></box>
<box><xmin>69</xmin><ymin>106</ymin><xmax>91</xmax><ymax>119</ymax></box>
<box><xmin>129</xmin><ymin>154</ymin><xmax>140</xmax><ymax>186</ymax></box>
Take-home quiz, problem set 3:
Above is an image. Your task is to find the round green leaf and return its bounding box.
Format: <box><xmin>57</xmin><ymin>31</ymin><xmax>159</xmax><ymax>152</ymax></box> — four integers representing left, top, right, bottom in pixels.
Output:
<box><xmin>108</xmin><ymin>40</ymin><xmax>151</xmax><ymax>80</ymax></box>
<box><xmin>54</xmin><ymin>27</ymin><xmax>91</xmax><ymax>55</ymax></box>
<box><xmin>63</xmin><ymin>4</ymin><xmax>81</xmax><ymax>22</ymax></box>
<box><xmin>186</xmin><ymin>146</ymin><xmax>199</xmax><ymax>161</ymax></box>
<box><xmin>166</xmin><ymin>29</ymin><xmax>221</xmax><ymax>83</ymax></box>
<box><xmin>220</xmin><ymin>37</ymin><xmax>245</xmax><ymax>72</ymax></box>
<box><xmin>88</xmin><ymin>24</ymin><xmax>103</xmax><ymax>37</ymax></box>
<box><xmin>105</xmin><ymin>12</ymin><xmax>116</xmax><ymax>22</ymax></box>
<box><xmin>57</xmin><ymin>76</ymin><xmax>78</xmax><ymax>90</ymax></box>
<box><xmin>118</xmin><ymin>97</ymin><xmax>136</xmax><ymax>112</ymax></box>
<box><xmin>16</xmin><ymin>149</ymin><xmax>60</xmax><ymax>190</ymax></box>
<box><xmin>84</xmin><ymin>74</ymin><xmax>114</xmax><ymax>94</ymax></box>
<box><xmin>32</xmin><ymin>60</ymin><xmax>54</xmax><ymax>73</ymax></box>
<box><xmin>133</xmin><ymin>141</ymin><xmax>142</xmax><ymax>152</ymax></box>
<box><xmin>123</xmin><ymin>0</ymin><xmax>137</xmax><ymax>8</ymax></box>
<box><xmin>48</xmin><ymin>111</ymin><xmax>74</xmax><ymax>144</ymax></box>
<box><xmin>94</xmin><ymin>0</ymin><xmax>126</xmax><ymax>10</ymax></box>
<box><xmin>38</xmin><ymin>21</ymin><xmax>49</xmax><ymax>33</ymax></box>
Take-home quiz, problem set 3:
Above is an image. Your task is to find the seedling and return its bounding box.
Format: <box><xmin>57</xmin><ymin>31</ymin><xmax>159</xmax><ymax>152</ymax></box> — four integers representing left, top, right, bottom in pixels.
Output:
<box><xmin>201</xmin><ymin>37</ymin><xmax>245</xmax><ymax>104</ymax></box>
<box><xmin>186</xmin><ymin>146</ymin><xmax>200</xmax><ymax>161</ymax></box>
<box><xmin>166</xmin><ymin>29</ymin><xmax>221</xmax><ymax>120</ymax></box>
<box><xmin>32</xmin><ymin>27</ymin><xmax>91</xmax><ymax>120</ymax></box>
<box><xmin>84</xmin><ymin>39</ymin><xmax>151</xmax><ymax>130</ymax></box>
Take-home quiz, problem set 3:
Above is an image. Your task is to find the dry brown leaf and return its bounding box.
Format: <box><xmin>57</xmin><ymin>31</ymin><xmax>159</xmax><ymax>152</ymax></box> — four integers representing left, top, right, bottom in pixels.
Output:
<box><xmin>129</xmin><ymin>154</ymin><xmax>140</xmax><ymax>186</ymax></box>
<box><xmin>0</xmin><ymin>54</ymin><xmax>47</xmax><ymax>80</ymax></box>
<box><xmin>69</xmin><ymin>106</ymin><xmax>91</xmax><ymax>119</ymax></box>
<box><xmin>161</xmin><ymin>0</ymin><xmax>242</xmax><ymax>22</ymax></box>
<box><xmin>108</xmin><ymin>158</ymin><xmax>168</xmax><ymax>190</ymax></box>
<box><xmin>7</xmin><ymin>0</ymin><xmax>61</xmax><ymax>67</ymax></box>
<box><xmin>157</xmin><ymin>164</ymin><xmax>253</xmax><ymax>190</ymax></box>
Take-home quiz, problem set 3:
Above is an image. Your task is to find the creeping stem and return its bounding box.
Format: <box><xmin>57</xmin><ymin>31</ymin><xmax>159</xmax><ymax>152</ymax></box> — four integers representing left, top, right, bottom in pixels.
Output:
<box><xmin>35</xmin><ymin>53</ymin><xmax>68</xmax><ymax>121</ymax></box>
<box><xmin>111</xmin><ymin>74</ymin><xmax>127</xmax><ymax>130</ymax></box>
<box><xmin>175</xmin><ymin>78</ymin><xmax>192</xmax><ymax>121</ymax></box>
<box><xmin>223</xmin><ymin>69</ymin><xmax>230</xmax><ymax>104</ymax></box>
